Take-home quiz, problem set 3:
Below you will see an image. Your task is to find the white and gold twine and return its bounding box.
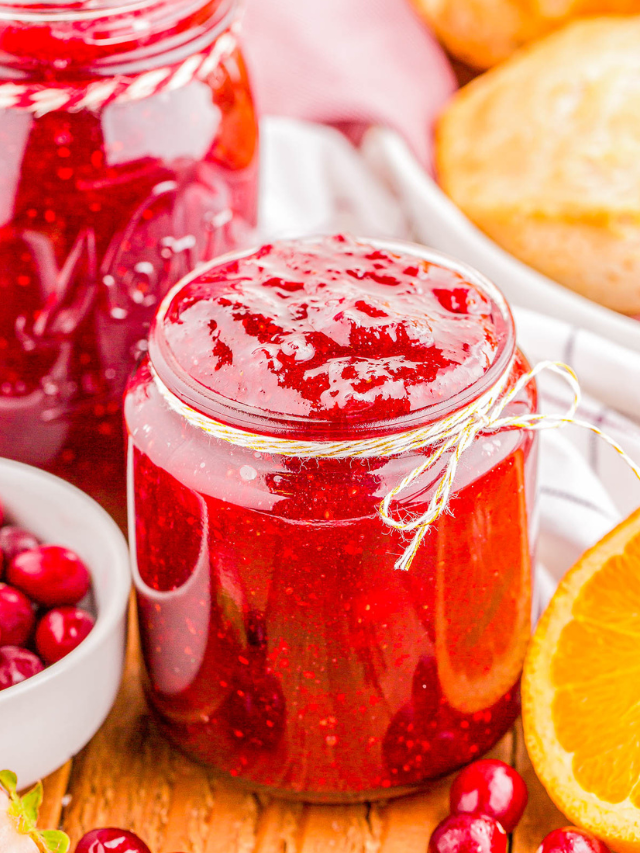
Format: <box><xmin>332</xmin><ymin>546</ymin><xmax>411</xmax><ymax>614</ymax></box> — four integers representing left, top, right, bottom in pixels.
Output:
<box><xmin>151</xmin><ymin>359</ymin><xmax>640</xmax><ymax>572</ymax></box>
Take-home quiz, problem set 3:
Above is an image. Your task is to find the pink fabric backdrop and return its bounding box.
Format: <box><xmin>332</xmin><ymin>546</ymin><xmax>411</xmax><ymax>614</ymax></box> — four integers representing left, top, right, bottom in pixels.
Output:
<box><xmin>241</xmin><ymin>0</ymin><xmax>457</xmax><ymax>168</ymax></box>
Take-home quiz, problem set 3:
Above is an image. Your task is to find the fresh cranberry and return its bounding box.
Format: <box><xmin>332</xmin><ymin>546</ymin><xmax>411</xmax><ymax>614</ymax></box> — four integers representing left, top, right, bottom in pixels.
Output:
<box><xmin>429</xmin><ymin>814</ymin><xmax>508</xmax><ymax>853</ymax></box>
<box><xmin>0</xmin><ymin>526</ymin><xmax>39</xmax><ymax>563</ymax></box>
<box><xmin>8</xmin><ymin>544</ymin><xmax>90</xmax><ymax>607</ymax></box>
<box><xmin>0</xmin><ymin>582</ymin><xmax>35</xmax><ymax>647</ymax></box>
<box><xmin>537</xmin><ymin>829</ymin><xmax>611</xmax><ymax>853</ymax></box>
<box><xmin>75</xmin><ymin>828</ymin><xmax>151</xmax><ymax>853</ymax></box>
<box><xmin>450</xmin><ymin>759</ymin><xmax>529</xmax><ymax>832</ymax></box>
<box><xmin>35</xmin><ymin>606</ymin><xmax>95</xmax><ymax>664</ymax></box>
<box><xmin>0</xmin><ymin>645</ymin><xmax>44</xmax><ymax>690</ymax></box>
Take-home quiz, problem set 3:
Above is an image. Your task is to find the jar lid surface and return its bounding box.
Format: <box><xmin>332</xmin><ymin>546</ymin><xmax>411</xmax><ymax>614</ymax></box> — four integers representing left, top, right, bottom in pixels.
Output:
<box><xmin>150</xmin><ymin>236</ymin><xmax>515</xmax><ymax>436</ymax></box>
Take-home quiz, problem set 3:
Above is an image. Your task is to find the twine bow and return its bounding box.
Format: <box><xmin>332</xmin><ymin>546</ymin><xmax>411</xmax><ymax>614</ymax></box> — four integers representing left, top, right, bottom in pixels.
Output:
<box><xmin>151</xmin><ymin>359</ymin><xmax>640</xmax><ymax>572</ymax></box>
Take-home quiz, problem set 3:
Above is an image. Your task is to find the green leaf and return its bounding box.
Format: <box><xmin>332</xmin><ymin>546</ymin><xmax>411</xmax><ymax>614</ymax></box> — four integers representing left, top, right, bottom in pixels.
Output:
<box><xmin>0</xmin><ymin>770</ymin><xmax>69</xmax><ymax>853</ymax></box>
<box><xmin>38</xmin><ymin>830</ymin><xmax>71</xmax><ymax>853</ymax></box>
<box><xmin>21</xmin><ymin>782</ymin><xmax>43</xmax><ymax>824</ymax></box>
<box><xmin>0</xmin><ymin>769</ymin><xmax>17</xmax><ymax>795</ymax></box>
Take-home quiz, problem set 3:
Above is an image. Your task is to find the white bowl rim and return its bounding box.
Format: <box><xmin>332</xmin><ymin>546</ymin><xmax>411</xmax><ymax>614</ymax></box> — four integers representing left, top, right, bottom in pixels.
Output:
<box><xmin>0</xmin><ymin>458</ymin><xmax>130</xmax><ymax>706</ymax></box>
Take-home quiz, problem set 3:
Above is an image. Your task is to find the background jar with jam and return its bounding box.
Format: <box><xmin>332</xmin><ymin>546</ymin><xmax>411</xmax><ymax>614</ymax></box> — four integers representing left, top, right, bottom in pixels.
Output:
<box><xmin>125</xmin><ymin>236</ymin><xmax>539</xmax><ymax>802</ymax></box>
<box><xmin>0</xmin><ymin>0</ymin><xmax>258</xmax><ymax>520</ymax></box>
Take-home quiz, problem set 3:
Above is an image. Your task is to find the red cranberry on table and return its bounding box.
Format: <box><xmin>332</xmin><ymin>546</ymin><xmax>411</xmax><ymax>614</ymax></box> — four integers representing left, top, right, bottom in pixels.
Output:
<box><xmin>0</xmin><ymin>583</ymin><xmax>35</xmax><ymax>647</ymax></box>
<box><xmin>537</xmin><ymin>829</ymin><xmax>611</xmax><ymax>853</ymax></box>
<box><xmin>0</xmin><ymin>645</ymin><xmax>44</xmax><ymax>690</ymax></box>
<box><xmin>8</xmin><ymin>545</ymin><xmax>90</xmax><ymax>607</ymax></box>
<box><xmin>0</xmin><ymin>525</ymin><xmax>40</xmax><ymax>563</ymax></box>
<box><xmin>75</xmin><ymin>828</ymin><xmax>152</xmax><ymax>853</ymax></box>
<box><xmin>35</xmin><ymin>606</ymin><xmax>95</xmax><ymax>665</ymax></box>
<box><xmin>450</xmin><ymin>759</ymin><xmax>529</xmax><ymax>833</ymax></box>
<box><xmin>430</xmin><ymin>813</ymin><xmax>508</xmax><ymax>853</ymax></box>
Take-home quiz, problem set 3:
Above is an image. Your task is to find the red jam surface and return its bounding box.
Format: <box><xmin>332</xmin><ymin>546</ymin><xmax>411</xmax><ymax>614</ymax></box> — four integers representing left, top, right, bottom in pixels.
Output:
<box><xmin>126</xmin><ymin>237</ymin><xmax>537</xmax><ymax>800</ymax></box>
<box><xmin>0</xmin><ymin>0</ymin><xmax>258</xmax><ymax>522</ymax></box>
<box><xmin>157</xmin><ymin>236</ymin><xmax>501</xmax><ymax>426</ymax></box>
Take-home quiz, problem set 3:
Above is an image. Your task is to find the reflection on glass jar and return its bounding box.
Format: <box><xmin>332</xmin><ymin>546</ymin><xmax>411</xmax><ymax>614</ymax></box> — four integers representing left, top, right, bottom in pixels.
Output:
<box><xmin>0</xmin><ymin>0</ymin><xmax>258</xmax><ymax>520</ymax></box>
<box><xmin>125</xmin><ymin>236</ymin><xmax>538</xmax><ymax>801</ymax></box>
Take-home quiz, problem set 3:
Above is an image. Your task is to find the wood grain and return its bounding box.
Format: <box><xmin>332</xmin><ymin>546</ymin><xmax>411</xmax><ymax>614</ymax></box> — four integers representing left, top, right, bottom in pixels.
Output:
<box><xmin>39</xmin><ymin>606</ymin><xmax>567</xmax><ymax>853</ymax></box>
<box><xmin>512</xmin><ymin>720</ymin><xmax>568</xmax><ymax>853</ymax></box>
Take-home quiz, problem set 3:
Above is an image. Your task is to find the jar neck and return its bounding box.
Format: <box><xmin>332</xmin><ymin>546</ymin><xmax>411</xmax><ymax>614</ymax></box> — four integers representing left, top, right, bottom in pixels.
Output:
<box><xmin>0</xmin><ymin>0</ymin><xmax>237</xmax><ymax>79</ymax></box>
<box><xmin>149</xmin><ymin>239</ymin><xmax>518</xmax><ymax>442</ymax></box>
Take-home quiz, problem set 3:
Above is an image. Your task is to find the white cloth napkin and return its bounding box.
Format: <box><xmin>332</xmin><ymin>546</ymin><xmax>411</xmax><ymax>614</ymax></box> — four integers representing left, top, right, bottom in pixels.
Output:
<box><xmin>259</xmin><ymin>116</ymin><xmax>640</xmax><ymax>606</ymax></box>
<box><xmin>242</xmin><ymin>0</ymin><xmax>456</xmax><ymax>168</ymax></box>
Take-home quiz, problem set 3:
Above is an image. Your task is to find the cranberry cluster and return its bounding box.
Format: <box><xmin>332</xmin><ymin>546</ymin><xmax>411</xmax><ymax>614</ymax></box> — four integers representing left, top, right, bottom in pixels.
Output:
<box><xmin>430</xmin><ymin>759</ymin><xmax>528</xmax><ymax>853</ymax></box>
<box><xmin>430</xmin><ymin>760</ymin><xmax>610</xmax><ymax>853</ymax></box>
<box><xmin>72</xmin><ymin>792</ymin><xmax>615</xmax><ymax>853</ymax></box>
<box><xmin>0</xmin><ymin>501</ymin><xmax>95</xmax><ymax>691</ymax></box>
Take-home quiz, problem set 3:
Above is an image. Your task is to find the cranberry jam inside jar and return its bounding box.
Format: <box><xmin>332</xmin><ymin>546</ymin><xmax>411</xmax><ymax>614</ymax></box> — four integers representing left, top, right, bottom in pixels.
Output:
<box><xmin>125</xmin><ymin>236</ymin><xmax>538</xmax><ymax>801</ymax></box>
<box><xmin>0</xmin><ymin>0</ymin><xmax>258</xmax><ymax>522</ymax></box>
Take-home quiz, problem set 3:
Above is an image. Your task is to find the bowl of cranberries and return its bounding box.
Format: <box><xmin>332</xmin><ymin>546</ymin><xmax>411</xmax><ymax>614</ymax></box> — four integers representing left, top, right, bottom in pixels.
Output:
<box><xmin>0</xmin><ymin>458</ymin><xmax>130</xmax><ymax>789</ymax></box>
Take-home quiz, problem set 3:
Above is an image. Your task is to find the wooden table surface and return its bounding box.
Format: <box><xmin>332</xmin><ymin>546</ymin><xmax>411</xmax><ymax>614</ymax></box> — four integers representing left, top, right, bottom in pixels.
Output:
<box><xmin>39</xmin><ymin>605</ymin><xmax>567</xmax><ymax>853</ymax></box>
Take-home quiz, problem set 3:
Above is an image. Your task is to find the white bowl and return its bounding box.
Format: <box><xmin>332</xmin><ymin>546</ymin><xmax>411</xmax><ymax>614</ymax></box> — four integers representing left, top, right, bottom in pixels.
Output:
<box><xmin>0</xmin><ymin>458</ymin><xmax>130</xmax><ymax>789</ymax></box>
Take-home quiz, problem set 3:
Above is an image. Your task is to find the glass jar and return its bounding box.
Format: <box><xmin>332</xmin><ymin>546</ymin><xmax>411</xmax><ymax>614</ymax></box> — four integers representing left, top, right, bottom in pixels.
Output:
<box><xmin>125</xmin><ymin>235</ymin><xmax>538</xmax><ymax>802</ymax></box>
<box><xmin>0</xmin><ymin>0</ymin><xmax>258</xmax><ymax>522</ymax></box>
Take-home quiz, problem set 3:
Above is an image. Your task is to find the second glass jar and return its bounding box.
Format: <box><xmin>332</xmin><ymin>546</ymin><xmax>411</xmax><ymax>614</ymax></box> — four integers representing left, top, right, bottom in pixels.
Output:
<box><xmin>0</xmin><ymin>0</ymin><xmax>258</xmax><ymax>520</ymax></box>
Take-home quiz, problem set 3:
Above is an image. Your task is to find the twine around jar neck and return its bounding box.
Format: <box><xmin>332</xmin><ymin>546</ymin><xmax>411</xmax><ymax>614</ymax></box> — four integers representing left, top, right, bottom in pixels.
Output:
<box><xmin>0</xmin><ymin>1</ymin><xmax>241</xmax><ymax>116</ymax></box>
<box><xmin>150</xmin><ymin>357</ymin><xmax>640</xmax><ymax>572</ymax></box>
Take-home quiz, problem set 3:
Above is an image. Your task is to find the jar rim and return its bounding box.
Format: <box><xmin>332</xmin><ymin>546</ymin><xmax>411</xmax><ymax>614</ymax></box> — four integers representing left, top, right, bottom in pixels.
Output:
<box><xmin>0</xmin><ymin>1</ymin><xmax>151</xmax><ymax>22</ymax></box>
<box><xmin>0</xmin><ymin>0</ymin><xmax>237</xmax><ymax>75</ymax></box>
<box><xmin>148</xmin><ymin>237</ymin><xmax>518</xmax><ymax>441</ymax></box>
<box><xmin>0</xmin><ymin>0</ymin><xmax>205</xmax><ymax>22</ymax></box>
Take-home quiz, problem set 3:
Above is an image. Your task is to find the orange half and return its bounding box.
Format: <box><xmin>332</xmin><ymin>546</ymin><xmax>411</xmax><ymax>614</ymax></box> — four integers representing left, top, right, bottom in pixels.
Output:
<box><xmin>523</xmin><ymin>507</ymin><xmax>640</xmax><ymax>853</ymax></box>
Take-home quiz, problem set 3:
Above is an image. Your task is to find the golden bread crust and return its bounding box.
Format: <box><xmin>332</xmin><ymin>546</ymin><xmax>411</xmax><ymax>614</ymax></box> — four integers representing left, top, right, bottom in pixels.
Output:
<box><xmin>411</xmin><ymin>0</ymin><xmax>640</xmax><ymax>68</ymax></box>
<box><xmin>436</xmin><ymin>17</ymin><xmax>640</xmax><ymax>314</ymax></box>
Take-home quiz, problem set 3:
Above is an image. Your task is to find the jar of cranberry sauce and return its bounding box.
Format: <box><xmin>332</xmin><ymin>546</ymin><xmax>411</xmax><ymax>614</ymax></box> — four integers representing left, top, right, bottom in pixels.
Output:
<box><xmin>0</xmin><ymin>0</ymin><xmax>258</xmax><ymax>522</ymax></box>
<box><xmin>125</xmin><ymin>235</ymin><xmax>538</xmax><ymax>801</ymax></box>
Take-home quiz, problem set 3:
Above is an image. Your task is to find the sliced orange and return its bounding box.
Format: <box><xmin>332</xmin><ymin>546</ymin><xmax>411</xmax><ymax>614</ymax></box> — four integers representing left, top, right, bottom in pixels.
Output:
<box><xmin>523</xmin><ymin>507</ymin><xmax>640</xmax><ymax>853</ymax></box>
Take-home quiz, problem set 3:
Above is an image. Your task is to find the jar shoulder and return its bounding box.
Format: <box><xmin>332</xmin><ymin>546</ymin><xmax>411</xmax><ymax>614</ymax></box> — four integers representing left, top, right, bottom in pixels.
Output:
<box><xmin>125</xmin><ymin>352</ymin><xmax>538</xmax><ymax>520</ymax></box>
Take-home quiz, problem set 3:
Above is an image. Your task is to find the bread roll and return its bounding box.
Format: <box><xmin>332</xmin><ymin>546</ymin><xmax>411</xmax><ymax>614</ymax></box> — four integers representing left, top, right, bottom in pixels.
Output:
<box><xmin>436</xmin><ymin>17</ymin><xmax>640</xmax><ymax>315</ymax></box>
<box><xmin>411</xmin><ymin>0</ymin><xmax>640</xmax><ymax>68</ymax></box>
